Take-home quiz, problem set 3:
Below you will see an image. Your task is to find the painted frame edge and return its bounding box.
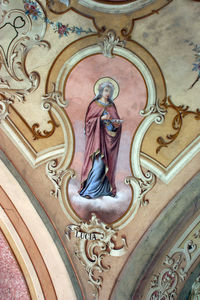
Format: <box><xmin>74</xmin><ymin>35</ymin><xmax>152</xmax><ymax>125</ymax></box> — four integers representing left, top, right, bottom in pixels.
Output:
<box><xmin>0</xmin><ymin>116</ymin><xmax>65</xmax><ymax>168</ymax></box>
<box><xmin>0</xmin><ymin>150</ymin><xmax>83</xmax><ymax>300</ymax></box>
<box><xmin>46</xmin><ymin>39</ymin><xmax>166</xmax><ymax>229</ymax></box>
<box><xmin>78</xmin><ymin>0</ymin><xmax>156</xmax><ymax>13</ymax></box>
<box><xmin>110</xmin><ymin>170</ymin><xmax>200</xmax><ymax>300</ymax></box>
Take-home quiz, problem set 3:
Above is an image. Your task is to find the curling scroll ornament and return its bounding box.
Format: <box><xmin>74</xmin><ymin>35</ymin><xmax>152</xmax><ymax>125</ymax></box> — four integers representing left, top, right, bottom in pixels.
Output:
<box><xmin>0</xmin><ymin>0</ymin><xmax>48</xmax><ymax>102</ymax></box>
<box><xmin>146</xmin><ymin>216</ymin><xmax>200</xmax><ymax>300</ymax></box>
<box><xmin>0</xmin><ymin>98</ymin><xmax>13</xmax><ymax>123</ymax></box>
<box><xmin>156</xmin><ymin>96</ymin><xmax>200</xmax><ymax>154</ymax></box>
<box><xmin>43</xmin><ymin>36</ymin><xmax>168</xmax><ymax>230</ymax></box>
<box><xmin>65</xmin><ymin>213</ymin><xmax>128</xmax><ymax>300</ymax></box>
<box><xmin>98</xmin><ymin>30</ymin><xmax>126</xmax><ymax>58</ymax></box>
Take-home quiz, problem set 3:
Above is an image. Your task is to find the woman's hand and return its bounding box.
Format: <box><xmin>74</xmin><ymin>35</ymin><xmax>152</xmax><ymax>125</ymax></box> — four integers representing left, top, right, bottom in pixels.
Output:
<box><xmin>112</xmin><ymin>122</ymin><xmax>121</xmax><ymax>128</ymax></box>
<box><xmin>101</xmin><ymin>113</ymin><xmax>110</xmax><ymax>120</ymax></box>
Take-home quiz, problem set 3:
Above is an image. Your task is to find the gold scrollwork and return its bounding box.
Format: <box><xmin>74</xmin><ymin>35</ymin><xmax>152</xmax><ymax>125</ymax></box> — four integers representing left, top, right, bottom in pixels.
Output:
<box><xmin>11</xmin><ymin>105</ymin><xmax>59</xmax><ymax>140</ymax></box>
<box><xmin>156</xmin><ymin>96</ymin><xmax>200</xmax><ymax>153</ymax></box>
<box><xmin>31</xmin><ymin>110</ymin><xmax>59</xmax><ymax>140</ymax></box>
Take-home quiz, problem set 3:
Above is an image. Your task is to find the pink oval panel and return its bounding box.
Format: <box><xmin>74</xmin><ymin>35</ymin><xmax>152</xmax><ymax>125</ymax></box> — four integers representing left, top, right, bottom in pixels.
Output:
<box><xmin>65</xmin><ymin>54</ymin><xmax>146</xmax><ymax>223</ymax></box>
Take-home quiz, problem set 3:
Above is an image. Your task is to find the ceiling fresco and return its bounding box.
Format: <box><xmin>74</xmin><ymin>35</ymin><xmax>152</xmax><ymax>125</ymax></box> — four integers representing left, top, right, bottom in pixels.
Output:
<box><xmin>0</xmin><ymin>0</ymin><xmax>200</xmax><ymax>299</ymax></box>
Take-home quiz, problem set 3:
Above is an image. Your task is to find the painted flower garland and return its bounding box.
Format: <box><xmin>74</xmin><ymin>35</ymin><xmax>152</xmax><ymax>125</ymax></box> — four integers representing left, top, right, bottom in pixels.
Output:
<box><xmin>23</xmin><ymin>0</ymin><xmax>95</xmax><ymax>37</ymax></box>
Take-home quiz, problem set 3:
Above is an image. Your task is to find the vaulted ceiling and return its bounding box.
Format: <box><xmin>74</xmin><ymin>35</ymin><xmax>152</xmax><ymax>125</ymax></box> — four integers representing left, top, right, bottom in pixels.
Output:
<box><xmin>0</xmin><ymin>1</ymin><xmax>200</xmax><ymax>299</ymax></box>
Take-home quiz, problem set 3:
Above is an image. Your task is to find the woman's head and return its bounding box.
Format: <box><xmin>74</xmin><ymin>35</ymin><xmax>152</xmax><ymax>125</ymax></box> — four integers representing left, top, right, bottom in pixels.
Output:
<box><xmin>97</xmin><ymin>81</ymin><xmax>114</xmax><ymax>101</ymax></box>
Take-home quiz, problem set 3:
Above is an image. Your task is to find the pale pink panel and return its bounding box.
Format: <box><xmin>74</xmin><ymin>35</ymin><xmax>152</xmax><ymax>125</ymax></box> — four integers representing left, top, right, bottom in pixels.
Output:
<box><xmin>65</xmin><ymin>54</ymin><xmax>146</xmax><ymax>223</ymax></box>
<box><xmin>0</xmin><ymin>230</ymin><xmax>30</xmax><ymax>300</ymax></box>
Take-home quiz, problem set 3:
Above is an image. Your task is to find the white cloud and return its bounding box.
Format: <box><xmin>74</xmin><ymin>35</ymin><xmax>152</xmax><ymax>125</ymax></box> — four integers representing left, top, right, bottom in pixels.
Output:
<box><xmin>68</xmin><ymin>179</ymin><xmax>132</xmax><ymax>223</ymax></box>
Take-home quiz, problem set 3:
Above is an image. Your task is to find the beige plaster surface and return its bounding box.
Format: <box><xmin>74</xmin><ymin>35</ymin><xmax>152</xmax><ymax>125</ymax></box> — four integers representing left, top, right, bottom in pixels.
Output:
<box><xmin>133</xmin><ymin>0</ymin><xmax>200</xmax><ymax>110</ymax></box>
<box><xmin>1</xmin><ymin>1</ymin><xmax>200</xmax><ymax>299</ymax></box>
<box><xmin>1</xmin><ymin>115</ymin><xmax>200</xmax><ymax>299</ymax></box>
<box><xmin>13</xmin><ymin>8</ymin><xmax>96</xmax><ymax>132</ymax></box>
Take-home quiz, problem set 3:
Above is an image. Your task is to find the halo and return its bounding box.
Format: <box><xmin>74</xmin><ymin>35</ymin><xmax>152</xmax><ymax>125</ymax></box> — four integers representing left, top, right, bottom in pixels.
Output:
<box><xmin>94</xmin><ymin>77</ymin><xmax>119</xmax><ymax>100</ymax></box>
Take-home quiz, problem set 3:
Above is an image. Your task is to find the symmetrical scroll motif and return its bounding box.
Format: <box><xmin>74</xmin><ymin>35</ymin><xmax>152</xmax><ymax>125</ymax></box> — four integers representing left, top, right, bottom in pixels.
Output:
<box><xmin>140</xmin><ymin>99</ymin><xmax>167</xmax><ymax>124</ymax></box>
<box><xmin>98</xmin><ymin>30</ymin><xmax>126</xmax><ymax>58</ymax></box>
<box><xmin>65</xmin><ymin>213</ymin><xmax>128</xmax><ymax>300</ymax></box>
<box><xmin>43</xmin><ymin>40</ymin><xmax>167</xmax><ymax>229</ymax></box>
<box><xmin>0</xmin><ymin>0</ymin><xmax>48</xmax><ymax>102</ymax></box>
<box><xmin>156</xmin><ymin>96</ymin><xmax>200</xmax><ymax>153</ymax></box>
<box><xmin>146</xmin><ymin>216</ymin><xmax>200</xmax><ymax>300</ymax></box>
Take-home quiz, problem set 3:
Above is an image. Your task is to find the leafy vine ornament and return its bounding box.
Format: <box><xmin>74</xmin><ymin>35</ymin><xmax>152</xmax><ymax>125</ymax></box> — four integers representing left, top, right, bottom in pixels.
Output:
<box><xmin>24</xmin><ymin>0</ymin><xmax>95</xmax><ymax>38</ymax></box>
<box><xmin>156</xmin><ymin>96</ymin><xmax>200</xmax><ymax>153</ymax></box>
<box><xmin>65</xmin><ymin>213</ymin><xmax>128</xmax><ymax>300</ymax></box>
<box><xmin>98</xmin><ymin>30</ymin><xmax>126</xmax><ymax>58</ymax></box>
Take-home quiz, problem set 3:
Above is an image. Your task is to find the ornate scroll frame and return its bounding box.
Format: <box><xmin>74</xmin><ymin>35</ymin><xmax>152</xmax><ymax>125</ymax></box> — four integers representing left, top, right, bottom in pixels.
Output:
<box><xmin>47</xmin><ymin>0</ymin><xmax>172</xmax><ymax>44</ymax></box>
<box><xmin>65</xmin><ymin>213</ymin><xmax>128</xmax><ymax>299</ymax></box>
<box><xmin>146</xmin><ymin>215</ymin><xmax>200</xmax><ymax>300</ymax></box>
<box><xmin>2</xmin><ymin>1</ymin><xmax>192</xmax><ymax>299</ymax></box>
<box><xmin>43</xmin><ymin>35</ymin><xmax>167</xmax><ymax>297</ymax></box>
<box><xmin>0</xmin><ymin>0</ymin><xmax>68</xmax><ymax>168</ymax></box>
<box><xmin>45</xmin><ymin>32</ymin><xmax>167</xmax><ymax>230</ymax></box>
<box><xmin>0</xmin><ymin>0</ymin><xmax>47</xmax><ymax>101</ymax></box>
<box><xmin>47</xmin><ymin>0</ymin><xmax>172</xmax><ymax>20</ymax></box>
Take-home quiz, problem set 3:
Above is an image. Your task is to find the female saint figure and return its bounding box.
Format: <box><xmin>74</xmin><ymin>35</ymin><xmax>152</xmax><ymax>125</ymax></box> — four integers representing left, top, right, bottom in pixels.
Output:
<box><xmin>79</xmin><ymin>78</ymin><xmax>122</xmax><ymax>199</ymax></box>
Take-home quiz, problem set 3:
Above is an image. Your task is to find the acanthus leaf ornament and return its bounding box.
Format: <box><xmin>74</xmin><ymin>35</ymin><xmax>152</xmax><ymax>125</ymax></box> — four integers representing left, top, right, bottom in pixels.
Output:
<box><xmin>98</xmin><ymin>30</ymin><xmax>126</xmax><ymax>58</ymax></box>
<box><xmin>0</xmin><ymin>97</ymin><xmax>13</xmax><ymax>123</ymax></box>
<box><xmin>156</xmin><ymin>96</ymin><xmax>200</xmax><ymax>154</ymax></box>
<box><xmin>0</xmin><ymin>0</ymin><xmax>48</xmax><ymax>102</ymax></box>
<box><xmin>46</xmin><ymin>159</ymin><xmax>75</xmax><ymax>198</ymax></box>
<box><xmin>42</xmin><ymin>83</ymin><xmax>68</xmax><ymax>108</ymax></box>
<box><xmin>140</xmin><ymin>98</ymin><xmax>167</xmax><ymax>124</ymax></box>
<box><xmin>65</xmin><ymin>213</ymin><xmax>128</xmax><ymax>300</ymax></box>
